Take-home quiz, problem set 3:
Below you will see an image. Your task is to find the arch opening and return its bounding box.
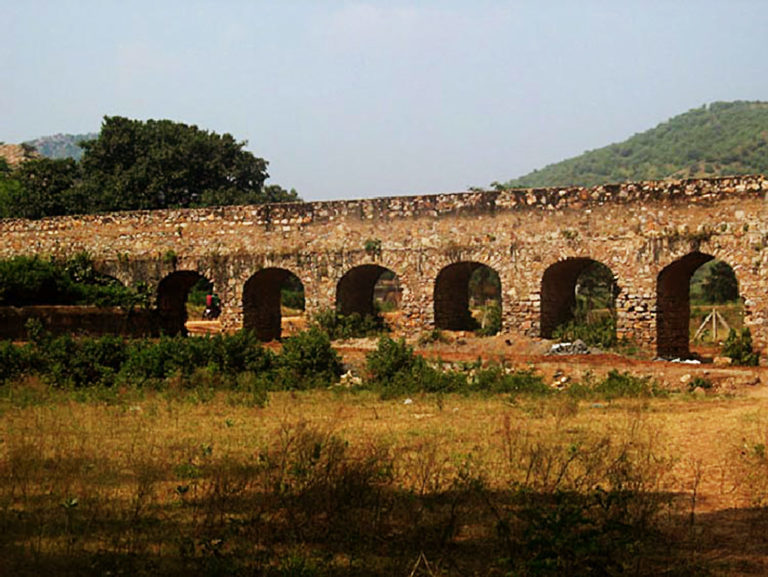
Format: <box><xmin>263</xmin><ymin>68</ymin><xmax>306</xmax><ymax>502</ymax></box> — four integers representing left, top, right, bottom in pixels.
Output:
<box><xmin>540</xmin><ymin>258</ymin><xmax>618</xmax><ymax>344</ymax></box>
<box><xmin>658</xmin><ymin>253</ymin><xmax>742</xmax><ymax>359</ymax></box>
<box><xmin>243</xmin><ymin>268</ymin><xmax>305</xmax><ymax>341</ymax></box>
<box><xmin>434</xmin><ymin>262</ymin><xmax>501</xmax><ymax>334</ymax></box>
<box><xmin>335</xmin><ymin>265</ymin><xmax>401</xmax><ymax>327</ymax></box>
<box><xmin>157</xmin><ymin>270</ymin><xmax>216</xmax><ymax>336</ymax></box>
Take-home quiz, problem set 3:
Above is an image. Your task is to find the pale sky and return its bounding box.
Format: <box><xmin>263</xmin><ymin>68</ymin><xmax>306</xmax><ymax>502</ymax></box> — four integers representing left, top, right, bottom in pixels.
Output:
<box><xmin>2</xmin><ymin>1</ymin><xmax>767</xmax><ymax>200</ymax></box>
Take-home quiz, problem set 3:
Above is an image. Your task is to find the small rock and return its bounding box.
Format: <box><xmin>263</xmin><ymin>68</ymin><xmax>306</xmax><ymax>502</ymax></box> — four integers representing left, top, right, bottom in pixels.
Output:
<box><xmin>680</xmin><ymin>374</ymin><xmax>692</xmax><ymax>385</ymax></box>
<box><xmin>403</xmin><ymin>398</ymin><xmax>413</xmax><ymax>405</ymax></box>
<box><xmin>713</xmin><ymin>356</ymin><xmax>733</xmax><ymax>367</ymax></box>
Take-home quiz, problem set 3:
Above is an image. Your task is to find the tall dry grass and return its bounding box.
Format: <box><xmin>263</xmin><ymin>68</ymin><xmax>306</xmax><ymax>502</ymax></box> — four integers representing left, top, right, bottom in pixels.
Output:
<box><xmin>1</xmin><ymin>385</ymin><xmax>765</xmax><ymax>575</ymax></box>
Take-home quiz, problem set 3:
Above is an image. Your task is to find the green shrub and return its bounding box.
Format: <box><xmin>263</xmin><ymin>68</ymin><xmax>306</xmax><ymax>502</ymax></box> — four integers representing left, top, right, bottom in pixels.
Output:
<box><xmin>365</xmin><ymin>336</ymin><xmax>464</xmax><ymax>398</ymax></box>
<box><xmin>552</xmin><ymin>314</ymin><xmax>617</xmax><ymax>349</ymax></box>
<box><xmin>275</xmin><ymin>327</ymin><xmax>343</xmax><ymax>389</ymax></box>
<box><xmin>472</xmin><ymin>363</ymin><xmax>550</xmax><ymax>396</ymax></box>
<box><xmin>0</xmin><ymin>254</ymin><xmax>149</xmax><ymax>308</ymax></box>
<box><xmin>0</xmin><ymin>340</ymin><xmax>36</xmax><ymax>384</ymax></box>
<box><xmin>366</xmin><ymin>336</ymin><xmax>419</xmax><ymax>386</ymax></box>
<box><xmin>722</xmin><ymin>327</ymin><xmax>759</xmax><ymax>366</ymax></box>
<box><xmin>41</xmin><ymin>334</ymin><xmax>128</xmax><ymax>388</ymax></box>
<box><xmin>118</xmin><ymin>336</ymin><xmax>209</xmax><ymax>384</ymax></box>
<box><xmin>311</xmin><ymin>308</ymin><xmax>385</xmax><ymax>340</ymax></box>
<box><xmin>569</xmin><ymin>370</ymin><xmax>661</xmax><ymax>400</ymax></box>
<box><xmin>417</xmin><ymin>329</ymin><xmax>449</xmax><ymax>345</ymax></box>
<box><xmin>214</xmin><ymin>330</ymin><xmax>275</xmax><ymax>374</ymax></box>
<box><xmin>689</xmin><ymin>376</ymin><xmax>713</xmax><ymax>391</ymax></box>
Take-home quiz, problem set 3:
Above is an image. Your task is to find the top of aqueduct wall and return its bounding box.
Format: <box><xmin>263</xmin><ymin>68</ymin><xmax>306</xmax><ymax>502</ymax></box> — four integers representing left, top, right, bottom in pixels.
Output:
<box><xmin>1</xmin><ymin>175</ymin><xmax>767</xmax><ymax>236</ymax></box>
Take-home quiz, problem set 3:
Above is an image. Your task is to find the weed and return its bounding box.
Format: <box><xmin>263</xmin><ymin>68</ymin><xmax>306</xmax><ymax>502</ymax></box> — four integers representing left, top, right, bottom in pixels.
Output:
<box><xmin>365</xmin><ymin>336</ymin><xmax>464</xmax><ymax>398</ymax></box>
<box><xmin>722</xmin><ymin>327</ymin><xmax>759</xmax><ymax>366</ymax></box>
<box><xmin>553</xmin><ymin>314</ymin><xmax>617</xmax><ymax>349</ymax></box>
<box><xmin>311</xmin><ymin>308</ymin><xmax>386</xmax><ymax>339</ymax></box>
<box><xmin>471</xmin><ymin>363</ymin><xmax>550</xmax><ymax>396</ymax></box>
<box><xmin>417</xmin><ymin>329</ymin><xmax>449</xmax><ymax>345</ymax></box>
<box><xmin>363</xmin><ymin>238</ymin><xmax>382</xmax><ymax>257</ymax></box>
<box><xmin>569</xmin><ymin>370</ymin><xmax>662</xmax><ymax>401</ymax></box>
<box><xmin>688</xmin><ymin>376</ymin><xmax>713</xmax><ymax>391</ymax></box>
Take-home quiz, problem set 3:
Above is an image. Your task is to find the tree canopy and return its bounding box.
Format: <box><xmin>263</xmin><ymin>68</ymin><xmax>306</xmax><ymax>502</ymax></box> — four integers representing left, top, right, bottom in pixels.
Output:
<box><xmin>0</xmin><ymin>116</ymin><xmax>300</xmax><ymax>219</ymax></box>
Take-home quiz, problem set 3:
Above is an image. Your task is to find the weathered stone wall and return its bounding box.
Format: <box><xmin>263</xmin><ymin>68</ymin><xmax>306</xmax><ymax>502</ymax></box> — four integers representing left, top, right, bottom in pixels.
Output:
<box><xmin>1</xmin><ymin>175</ymin><xmax>767</xmax><ymax>356</ymax></box>
<box><xmin>0</xmin><ymin>306</ymin><xmax>159</xmax><ymax>339</ymax></box>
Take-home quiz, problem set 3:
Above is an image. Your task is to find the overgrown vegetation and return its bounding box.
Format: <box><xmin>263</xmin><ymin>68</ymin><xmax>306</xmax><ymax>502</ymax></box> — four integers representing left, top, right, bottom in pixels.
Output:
<box><xmin>0</xmin><ymin>325</ymin><xmax>343</xmax><ymax>396</ymax></box>
<box><xmin>722</xmin><ymin>327</ymin><xmax>760</xmax><ymax>366</ymax></box>
<box><xmin>553</xmin><ymin>314</ymin><xmax>617</xmax><ymax>349</ymax></box>
<box><xmin>0</xmin><ymin>370</ymin><xmax>735</xmax><ymax>576</ymax></box>
<box><xmin>0</xmin><ymin>116</ymin><xmax>300</xmax><ymax>219</ymax></box>
<box><xmin>567</xmin><ymin>370</ymin><xmax>664</xmax><ymax>400</ymax></box>
<box><xmin>499</xmin><ymin>101</ymin><xmax>768</xmax><ymax>188</ymax></box>
<box><xmin>1</xmin><ymin>322</ymin><xmax>752</xmax><ymax>574</ymax></box>
<box><xmin>311</xmin><ymin>308</ymin><xmax>387</xmax><ymax>340</ymax></box>
<box><xmin>552</xmin><ymin>261</ymin><xmax>618</xmax><ymax>348</ymax></box>
<box><xmin>0</xmin><ymin>254</ymin><xmax>149</xmax><ymax>308</ymax></box>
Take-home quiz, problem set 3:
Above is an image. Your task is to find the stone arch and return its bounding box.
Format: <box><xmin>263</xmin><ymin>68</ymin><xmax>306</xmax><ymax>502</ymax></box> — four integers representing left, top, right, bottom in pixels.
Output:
<box><xmin>336</xmin><ymin>264</ymin><xmax>400</xmax><ymax>317</ymax></box>
<box><xmin>157</xmin><ymin>270</ymin><xmax>214</xmax><ymax>336</ymax></box>
<box><xmin>540</xmin><ymin>258</ymin><xmax>618</xmax><ymax>339</ymax></box>
<box><xmin>243</xmin><ymin>268</ymin><xmax>304</xmax><ymax>341</ymax></box>
<box><xmin>656</xmin><ymin>251</ymin><xmax>741</xmax><ymax>358</ymax></box>
<box><xmin>434</xmin><ymin>261</ymin><xmax>501</xmax><ymax>331</ymax></box>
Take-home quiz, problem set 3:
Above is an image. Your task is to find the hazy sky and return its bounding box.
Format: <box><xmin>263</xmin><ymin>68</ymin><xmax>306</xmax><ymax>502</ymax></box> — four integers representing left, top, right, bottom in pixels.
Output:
<box><xmin>3</xmin><ymin>1</ymin><xmax>767</xmax><ymax>200</ymax></box>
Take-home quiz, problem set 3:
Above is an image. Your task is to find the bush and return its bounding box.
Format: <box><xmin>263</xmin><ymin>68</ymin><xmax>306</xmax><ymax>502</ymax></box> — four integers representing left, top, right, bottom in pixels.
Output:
<box><xmin>311</xmin><ymin>308</ymin><xmax>385</xmax><ymax>340</ymax></box>
<box><xmin>39</xmin><ymin>334</ymin><xmax>128</xmax><ymax>388</ymax></box>
<box><xmin>417</xmin><ymin>329</ymin><xmax>449</xmax><ymax>346</ymax></box>
<box><xmin>472</xmin><ymin>363</ymin><xmax>550</xmax><ymax>396</ymax></box>
<box><xmin>275</xmin><ymin>327</ymin><xmax>343</xmax><ymax>389</ymax></box>
<box><xmin>0</xmin><ymin>340</ymin><xmax>36</xmax><ymax>384</ymax></box>
<box><xmin>569</xmin><ymin>370</ymin><xmax>661</xmax><ymax>400</ymax></box>
<box><xmin>118</xmin><ymin>336</ymin><xmax>209</xmax><ymax>384</ymax></box>
<box><xmin>722</xmin><ymin>328</ymin><xmax>759</xmax><ymax>366</ymax></box>
<box><xmin>552</xmin><ymin>314</ymin><xmax>617</xmax><ymax>349</ymax></box>
<box><xmin>365</xmin><ymin>336</ymin><xmax>464</xmax><ymax>398</ymax></box>
<box><xmin>0</xmin><ymin>254</ymin><xmax>148</xmax><ymax>309</ymax></box>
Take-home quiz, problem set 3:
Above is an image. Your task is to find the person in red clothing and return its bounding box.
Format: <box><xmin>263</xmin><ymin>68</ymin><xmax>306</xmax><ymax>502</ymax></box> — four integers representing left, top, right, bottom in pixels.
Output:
<box><xmin>203</xmin><ymin>293</ymin><xmax>221</xmax><ymax>319</ymax></box>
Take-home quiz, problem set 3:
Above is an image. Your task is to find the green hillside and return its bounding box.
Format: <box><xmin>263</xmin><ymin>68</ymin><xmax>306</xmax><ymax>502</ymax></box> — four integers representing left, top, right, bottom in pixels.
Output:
<box><xmin>501</xmin><ymin>101</ymin><xmax>768</xmax><ymax>189</ymax></box>
<box><xmin>23</xmin><ymin>133</ymin><xmax>98</xmax><ymax>161</ymax></box>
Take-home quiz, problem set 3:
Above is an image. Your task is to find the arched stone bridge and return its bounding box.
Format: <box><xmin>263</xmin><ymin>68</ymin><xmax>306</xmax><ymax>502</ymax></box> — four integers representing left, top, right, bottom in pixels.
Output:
<box><xmin>1</xmin><ymin>175</ymin><xmax>767</xmax><ymax>358</ymax></box>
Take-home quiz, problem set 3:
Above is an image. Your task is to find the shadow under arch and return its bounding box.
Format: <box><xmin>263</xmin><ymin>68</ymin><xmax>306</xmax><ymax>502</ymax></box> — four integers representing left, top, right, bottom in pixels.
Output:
<box><xmin>336</xmin><ymin>264</ymin><xmax>400</xmax><ymax>317</ymax></box>
<box><xmin>434</xmin><ymin>261</ymin><xmax>500</xmax><ymax>332</ymax></box>
<box><xmin>243</xmin><ymin>268</ymin><xmax>304</xmax><ymax>341</ymax></box>
<box><xmin>540</xmin><ymin>258</ymin><xmax>617</xmax><ymax>339</ymax></box>
<box><xmin>657</xmin><ymin>251</ymin><xmax>741</xmax><ymax>359</ymax></box>
<box><xmin>157</xmin><ymin>270</ymin><xmax>212</xmax><ymax>336</ymax></box>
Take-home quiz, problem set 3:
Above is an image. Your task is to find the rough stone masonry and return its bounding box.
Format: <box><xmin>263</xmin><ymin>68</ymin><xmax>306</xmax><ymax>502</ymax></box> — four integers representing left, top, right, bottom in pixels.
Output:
<box><xmin>1</xmin><ymin>175</ymin><xmax>766</xmax><ymax>358</ymax></box>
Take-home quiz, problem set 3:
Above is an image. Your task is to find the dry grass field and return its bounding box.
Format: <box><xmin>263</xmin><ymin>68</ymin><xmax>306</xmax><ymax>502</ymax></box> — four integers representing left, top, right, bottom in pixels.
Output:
<box><xmin>3</xmin><ymin>367</ymin><xmax>768</xmax><ymax>576</ymax></box>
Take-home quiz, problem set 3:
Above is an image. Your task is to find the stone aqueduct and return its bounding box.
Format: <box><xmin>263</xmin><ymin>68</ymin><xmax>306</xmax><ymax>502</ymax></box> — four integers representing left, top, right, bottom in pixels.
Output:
<box><xmin>1</xmin><ymin>175</ymin><xmax>768</xmax><ymax>358</ymax></box>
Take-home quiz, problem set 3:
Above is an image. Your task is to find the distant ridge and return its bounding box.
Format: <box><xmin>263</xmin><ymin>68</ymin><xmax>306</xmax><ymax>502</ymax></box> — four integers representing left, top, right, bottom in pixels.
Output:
<box><xmin>23</xmin><ymin>132</ymin><xmax>98</xmax><ymax>161</ymax></box>
<box><xmin>500</xmin><ymin>101</ymin><xmax>768</xmax><ymax>189</ymax></box>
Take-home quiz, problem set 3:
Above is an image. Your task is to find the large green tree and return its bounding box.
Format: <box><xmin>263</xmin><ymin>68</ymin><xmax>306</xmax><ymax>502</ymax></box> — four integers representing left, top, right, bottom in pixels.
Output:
<box><xmin>77</xmin><ymin>116</ymin><xmax>298</xmax><ymax>212</ymax></box>
<box><xmin>0</xmin><ymin>158</ymin><xmax>24</xmax><ymax>218</ymax></box>
<box><xmin>8</xmin><ymin>158</ymin><xmax>81</xmax><ymax>218</ymax></box>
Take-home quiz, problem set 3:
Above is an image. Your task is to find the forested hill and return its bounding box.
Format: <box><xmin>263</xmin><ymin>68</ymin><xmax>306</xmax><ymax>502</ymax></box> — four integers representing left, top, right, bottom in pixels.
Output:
<box><xmin>23</xmin><ymin>133</ymin><xmax>98</xmax><ymax>161</ymax></box>
<box><xmin>500</xmin><ymin>101</ymin><xmax>768</xmax><ymax>189</ymax></box>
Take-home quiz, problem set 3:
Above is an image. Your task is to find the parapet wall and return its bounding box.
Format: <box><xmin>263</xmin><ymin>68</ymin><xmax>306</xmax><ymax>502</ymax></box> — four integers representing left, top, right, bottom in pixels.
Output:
<box><xmin>1</xmin><ymin>175</ymin><xmax>765</xmax><ymax>241</ymax></box>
